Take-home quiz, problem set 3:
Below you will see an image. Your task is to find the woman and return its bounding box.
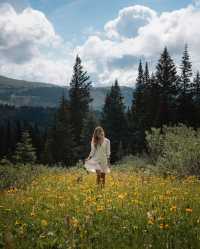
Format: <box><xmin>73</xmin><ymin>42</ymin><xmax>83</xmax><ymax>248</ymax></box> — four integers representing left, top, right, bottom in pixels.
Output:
<box><xmin>84</xmin><ymin>126</ymin><xmax>111</xmax><ymax>187</ymax></box>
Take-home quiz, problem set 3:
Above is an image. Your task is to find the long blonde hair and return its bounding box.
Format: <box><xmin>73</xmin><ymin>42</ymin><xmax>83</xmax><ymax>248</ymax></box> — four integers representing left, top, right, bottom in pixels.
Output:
<box><xmin>91</xmin><ymin>126</ymin><xmax>105</xmax><ymax>149</ymax></box>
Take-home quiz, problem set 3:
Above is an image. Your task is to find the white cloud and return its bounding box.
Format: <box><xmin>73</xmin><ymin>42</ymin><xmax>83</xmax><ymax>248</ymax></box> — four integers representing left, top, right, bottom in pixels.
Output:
<box><xmin>1</xmin><ymin>2</ymin><xmax>200</xmax><ymax>86</ymax></box>
<box><xmin>75</xmin><ymin>3</ymin><xmax>200</xmax><ymax>86</ymax></box>
<box><xmin>105</xmin><ymin>5</ymin><xmax>157</xmax><ymax>39</ymax></box>
<box><xmin>0</xmin><ymin>3</ymin><xmax>61</xmax><ymax>63</ymax></box>
<box><xmin>0</xmin><ymin>3</ymin><xmax>74</xmax><ymax>85</ymax></box>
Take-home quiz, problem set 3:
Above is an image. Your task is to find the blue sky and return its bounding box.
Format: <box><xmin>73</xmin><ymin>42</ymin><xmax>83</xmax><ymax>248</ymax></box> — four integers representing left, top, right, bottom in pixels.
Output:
<box><xmin>2</xmin><ymin>0</ymin><xmax>194</xmax><ymax>43</ymax></box>
<box><xmin>0</xmin><ymin>0</ymin><xmax>199</xmax><ymax>86</ymax></box>
<box><xmin>30</xmin><ymin>0</ymin><xmax>193</xmax><ymax>43</ymax></box>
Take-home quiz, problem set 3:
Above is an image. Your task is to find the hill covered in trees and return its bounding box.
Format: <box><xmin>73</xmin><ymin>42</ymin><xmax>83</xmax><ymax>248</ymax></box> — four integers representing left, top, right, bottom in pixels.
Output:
<box><xmin>0</xmin><ymin>75</ymin><xmax>133</xmax><ymax>110</ymax></box>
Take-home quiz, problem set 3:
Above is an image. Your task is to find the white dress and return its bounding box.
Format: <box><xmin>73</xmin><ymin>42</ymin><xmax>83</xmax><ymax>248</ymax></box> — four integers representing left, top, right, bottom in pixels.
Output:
<box><xmin>84</xmin><ymin>137</ymin><xmax>111</xmax><ymax>173</ymax></box>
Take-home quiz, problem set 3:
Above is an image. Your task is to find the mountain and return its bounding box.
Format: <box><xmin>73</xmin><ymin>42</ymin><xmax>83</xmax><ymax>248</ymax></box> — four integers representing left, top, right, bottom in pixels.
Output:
<box><xmin>0</xmin><ymin>75</ymin><xmax>134</xmax><ymax>110</ymax></box>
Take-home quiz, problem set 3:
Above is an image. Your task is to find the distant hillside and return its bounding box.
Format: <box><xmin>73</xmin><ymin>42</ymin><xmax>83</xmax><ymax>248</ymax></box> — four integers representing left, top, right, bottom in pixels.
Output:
<box><xmin>0</xmin><ymin>75</ymin><xmax>134</xmax><ymax>111</ymax></box>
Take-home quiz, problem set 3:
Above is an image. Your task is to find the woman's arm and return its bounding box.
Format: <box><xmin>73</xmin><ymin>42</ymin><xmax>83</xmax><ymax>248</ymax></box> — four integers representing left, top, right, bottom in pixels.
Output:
<box><xmin>106</xmin><ymin>139</ymin><xmax>111</xmax><ymax>164</ymax></box>
<box><xmin>86</xmin><ymin>141</ymin><xmax>95</xmax><ymax>160</ymax></box>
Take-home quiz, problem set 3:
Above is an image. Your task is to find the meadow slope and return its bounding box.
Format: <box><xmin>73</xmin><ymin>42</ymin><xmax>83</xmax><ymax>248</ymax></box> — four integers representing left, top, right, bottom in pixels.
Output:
<box><xmin>1</xmin><ymin>165</ymin><xmax>200</xmax><ymax>249</ymax></box>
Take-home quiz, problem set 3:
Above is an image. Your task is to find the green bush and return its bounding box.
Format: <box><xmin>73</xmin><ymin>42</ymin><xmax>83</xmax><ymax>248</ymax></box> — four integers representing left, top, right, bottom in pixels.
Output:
<box><xmin>0</xmin><ymin>162</ymin><xmax>48</xmax><ymax>190</ymax></box>
<box><xmin>145</xmin><ymin>123</ymin><xmax>200</xmax><ymax>176</ymax></box>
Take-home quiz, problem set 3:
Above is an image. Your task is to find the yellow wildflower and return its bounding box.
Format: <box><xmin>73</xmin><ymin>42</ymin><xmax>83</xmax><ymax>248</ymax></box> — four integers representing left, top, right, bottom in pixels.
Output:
<box><xmin>170</xmin><ymin>205</ymin><xmax>177</xmax><ymax>212</ymax></box>
<box><xmin>185</xmin><ymin>208</ymin><xmax>192</xmax><ymax>213</ymax></box>
<box><xmin>96</xmin><ymin>205</ymin><xmax>104</xmax><ymax>212</ymax></box>
<box><xmin>15</xmin><ymin>220</ymin><xmax>21</xmax><ymax>225</ymax></box>
<box><xmin>70</xmin><ymin>217</ymin><xmax>79</xmax><ymax>228</ymax></box>
<box><xmin>41</xmin><ymin>219</ymin><xmax>48</xmax><ymax>226</ymax></box>
<box><xmin>118</xmin><ymin>193</ymin><xmax>127</xmax><ymax>200</ymax></box>
<box><xmin>160</xmin><ymin>223</ymin><xmax>169</xmax><ymax>229</ymax></box>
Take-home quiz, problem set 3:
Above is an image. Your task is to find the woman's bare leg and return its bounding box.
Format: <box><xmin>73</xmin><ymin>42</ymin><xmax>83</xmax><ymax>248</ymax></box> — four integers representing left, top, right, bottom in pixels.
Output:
<box><xmin>100</xmin><ymin>172</ymin><xmax>105</xmax><ymax>187</ymax></box>
<box><xmin>96</xmin><ymin>170</ymin><xmax>101</xmax><ymax>185</ymax></box>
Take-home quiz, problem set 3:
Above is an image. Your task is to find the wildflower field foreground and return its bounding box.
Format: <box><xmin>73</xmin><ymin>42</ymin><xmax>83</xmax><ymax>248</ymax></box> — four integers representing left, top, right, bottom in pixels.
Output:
<box><xmin>1</xmin><ymin>166</ymin><xmax>200</xmax><ymax>249</ymax></box>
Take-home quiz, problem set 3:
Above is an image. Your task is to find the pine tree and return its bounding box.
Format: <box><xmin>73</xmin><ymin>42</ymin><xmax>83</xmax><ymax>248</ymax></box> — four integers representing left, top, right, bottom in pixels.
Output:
<box><xmin>144</xmin><ymin>61</ymin><xmax>150</xmax><ymax>85</ymax></box>
<box><xmin>42</xmin><ymin>127</ymin><xmax>54</xmax><ymax>165</ymax></box>
<box><xmin>193</xmin><ymin>71</ymin><xmax>200</xmax><ymax>101</ymax></box>
<box><xmin>13</xmin><ymin>130</ymin><xmax>37</xmax><ymax>164</ymax></box>
<box><xmin>143</xmin><ymin>62</ymin><xmax>154</xmax><ymax>127</ymax></box>
<box><xmin>147</xmin><ymin>73</ymin><xmax>161</xmax><ymax>127</ymax></box>
<box><xmin>126</xmin><ymin>106</ymin><xmax>134</xmax><ymax>154</ymax></box>
<box><xmin>155</xmin><ymin>46</ymin><xmax>178</xmax><ymax>126</ymax></box>
<box><xmin>130</xmin><ymin>60</ymin><xmax>147</xmax><ymax>153</ymax></box>
<box><xmin>51</xmin><ymin>94</ymin><xmax>77</xmax><ymax>166</ymax></box>
<box><xmin>117</xmin><ymin>140</ymin><xmax>124</xmax><ymax>161</ymax></box>
<box><xmin>131</xmin><ymin>60</ymin><xmax>145</xmax><ymax>119</ymax></box>
<box><xmin>177</xmin><ymin>44</ymin><xmax>194</xmax><ymax>125</ymax></box>
<box><xmin>101</xmin><ymin>79</ymin><xmax>127</xmax><ymax>162</ymax></box>
<box><xmin>179</xmin><ymin>44</ymin><xmax>193</xmax><ymax>93</ymax></box>
<box><xmin>79</xmin><ymin>111</ymin><xmax>99</xmax><ymax>159</ymax></box>
<box><xmin>193</xmin><ymin>71</ymin><xmax>200</xmax><ymax>126</ymax></box>
<box><xmin>69</xmin><ymin>55</ymin><xmax>93</xmax><ymax>155</ymax></box>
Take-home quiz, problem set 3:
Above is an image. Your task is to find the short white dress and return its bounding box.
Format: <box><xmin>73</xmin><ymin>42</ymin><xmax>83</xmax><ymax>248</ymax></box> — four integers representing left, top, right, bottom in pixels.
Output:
<box><xmin>84</xmin><ymin>137</ymin><xmax>111</xmax><ymax>173</ymax></box>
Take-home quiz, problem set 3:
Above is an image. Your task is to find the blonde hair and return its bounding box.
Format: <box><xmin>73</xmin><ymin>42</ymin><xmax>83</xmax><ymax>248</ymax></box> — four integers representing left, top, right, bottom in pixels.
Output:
<box><xmin>91</xmin><ymin>126</ymin><xmax>105</xmax><ymax>149</ymax></box>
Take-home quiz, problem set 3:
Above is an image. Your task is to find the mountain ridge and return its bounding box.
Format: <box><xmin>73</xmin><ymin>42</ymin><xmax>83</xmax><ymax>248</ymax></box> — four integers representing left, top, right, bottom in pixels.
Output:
<box><xmin>0</xmin><ymin>75</ymin><xmax>134</xmax><ymax>110</ymax></box>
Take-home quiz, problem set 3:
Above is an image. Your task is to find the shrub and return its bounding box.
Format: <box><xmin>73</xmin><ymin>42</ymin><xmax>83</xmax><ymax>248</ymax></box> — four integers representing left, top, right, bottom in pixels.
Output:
<box><xmin>145</xmin><ymin>123</ymin><xmax>200</xmax><ymax>176</ymax></box>
<box><xmin>0</xmin><ymin>163</ymin><xmax>47</xmax><ymax>190</ymax></box>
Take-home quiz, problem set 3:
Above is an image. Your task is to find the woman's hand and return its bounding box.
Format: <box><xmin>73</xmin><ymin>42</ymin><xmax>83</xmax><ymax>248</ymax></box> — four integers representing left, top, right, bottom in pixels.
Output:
<box><xmin>107</xmin><ymin>157</ymin><xmax>111</xmax><ymax>167</ymax></box>
<box><xmin>85</xmin><ymin>156</ymin><xmax>91</xmax><ymax>162</ymax></box>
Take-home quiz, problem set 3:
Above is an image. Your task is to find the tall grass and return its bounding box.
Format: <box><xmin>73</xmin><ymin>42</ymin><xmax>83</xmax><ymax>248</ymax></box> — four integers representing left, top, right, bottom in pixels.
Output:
<box><xmin>1</xmin><ymin>162</ymin><xmax>200</xmax><ymax>249</ymax></box>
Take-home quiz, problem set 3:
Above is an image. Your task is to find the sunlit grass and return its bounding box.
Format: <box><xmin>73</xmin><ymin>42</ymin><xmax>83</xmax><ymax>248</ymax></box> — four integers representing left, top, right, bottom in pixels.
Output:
<box><xmin>1</xmin><ymin>165</ymin><xmax>200</xmax><ymax>249</ymax></box>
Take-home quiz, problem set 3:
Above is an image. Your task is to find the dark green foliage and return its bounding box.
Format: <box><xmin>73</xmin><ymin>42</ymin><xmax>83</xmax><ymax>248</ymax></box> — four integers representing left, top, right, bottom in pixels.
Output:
<box><xmin>80</xmin><ymin>111</ymin><xmax>99</xmax><ymax>159</ymax></box>
<box><xmin>193</xmin><ymin>71</ymin><xmax>200</xmax><ymax>126</ymax></box>
<box><xmin>129</xmin><ymin>61</ymin><xmax>149</xmax><ymax>153</ymax></box>
<box><xmin>154</xmin><ymin>46</ymin><xmax>179</xmax><ymax>126</ymax></box>
<box><xmin>101</xmin><ymin>80</ymin><xmax>128</xmax><ymax>163</ymax></box>
<box><xmin>145</xmin><ymin>124</ymin><xmax>200</xmax><ymax>176</ymax></box>
<box><xmin>44</xmin><ymin>95</ymin><xmax>77</xmax><ymax>167</ymax></box>
<box><xmin>69</xmin><ymin>55</ymin><xmax>93</xmax><ymax>158</ymax></box>
<box><xmin>1</xmin><ymin>44</ymin><xmax>200</xmax><ymax>166</ymax></box>
<box><xmin>131</xmin><ymin>60</ymin><xmax>145</xmax><ymax>121</ymax></box>
<box><xmin>179</xmin><ymin>44</ymin><xmax>193</xmax><ymax>93</ymax></box>
<box><xmin>13</xmin><ymin>131</ymin><xmax>37</xmax><ymax>164</ymax></box>
<box><xmin>177</xmin><ymin>44</ymin><xmax>195</xmax><ymax>125</ymax></box>
<box><xmin>116</xmin><ymin>140</ymin><xmax>124</xmax><ymax>161</ymax></box>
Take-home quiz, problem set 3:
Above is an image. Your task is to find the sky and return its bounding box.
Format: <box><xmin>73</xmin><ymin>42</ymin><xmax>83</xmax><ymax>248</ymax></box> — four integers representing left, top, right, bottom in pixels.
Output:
<box><xmin>0</xmin><ymin>0</ymin><xmax>199</xmax><ymax>86</ymax></box>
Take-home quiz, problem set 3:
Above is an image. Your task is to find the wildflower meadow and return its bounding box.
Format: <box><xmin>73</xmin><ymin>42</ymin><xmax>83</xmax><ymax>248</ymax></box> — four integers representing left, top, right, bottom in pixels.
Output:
<box><xmin>1</xmin><ymin>163</ymin><xmax>200</xmax><ymax>249</ymax></box>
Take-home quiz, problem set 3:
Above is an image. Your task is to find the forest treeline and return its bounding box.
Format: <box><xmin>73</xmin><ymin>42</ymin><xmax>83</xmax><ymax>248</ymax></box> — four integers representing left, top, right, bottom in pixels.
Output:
<box><xmin>1</xmin><ymin>44</ymin><xmax>200</xmax><ymax>166</ymax></box>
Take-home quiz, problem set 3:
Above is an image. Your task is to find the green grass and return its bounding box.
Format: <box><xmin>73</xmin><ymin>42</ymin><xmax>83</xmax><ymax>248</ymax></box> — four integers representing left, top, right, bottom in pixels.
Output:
<box><xmin>1</xmin><ymin>162</ymin><xmax>200</xmax><ymax>249</ymax></box>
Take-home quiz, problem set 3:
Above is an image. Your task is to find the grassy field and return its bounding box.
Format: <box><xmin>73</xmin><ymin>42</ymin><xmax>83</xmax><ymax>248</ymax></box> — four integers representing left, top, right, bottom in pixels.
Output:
<box><xmin>1</xmin><ymin>163</ymin><xmax>200</xmax><ymax>249</ymax></box>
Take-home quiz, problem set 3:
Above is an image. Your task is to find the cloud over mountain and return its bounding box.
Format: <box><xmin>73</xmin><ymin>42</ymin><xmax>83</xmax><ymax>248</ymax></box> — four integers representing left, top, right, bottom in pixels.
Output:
<box><xmin>77</xmin><ymin>3</ymin><xmax>200</xmax><ymax>85</ymax></box>
<box><xmin>0</xmin><ymin>2</ymin><xmax>200</xmax><ymax>86</ymax></box>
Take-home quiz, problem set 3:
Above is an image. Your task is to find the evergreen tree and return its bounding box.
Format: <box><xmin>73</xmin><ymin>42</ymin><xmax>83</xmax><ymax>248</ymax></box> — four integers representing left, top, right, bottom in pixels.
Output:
<box><xmin>131</xmin><ymin>60</ymin><xmax>145</xmax><ymax>118</ymax></box>
<box><xmin>50</xmin><ymin>94</ymin><xmax>77</xmax><ymax>166</ymax></box>
<box><xmin>193</xmin><ymin>71</ymin><xmax>200</xmax><ymax>101</ymax></box>
<box><xmin>13</xmin><ymin>130</ymin><xmax>37</xmax><ymax>164</ymax></box>
<box><xmin>30</xmin><ymin>123</ymin><xmax>43</xmax><ymax>161</ymax></box>
<box><xmin>101</xmin><ymin>79</ymin><xmax>127</xmax><ymax>163</ymax></box>
<box><xmin>0</xmin><ymin>125</ymin><xmax>6</xmax><ymax>158</ymax></box>
<box><xmin>130</xmin><ymin>60</ymin><xmax>147</xmax><ymax>152</ymax></box>
<box><xmin>79</xmin><ymin>111</ymin><xmax>99</xmax><ymax>159</ymax></box>
<box><xmin>117</xmin><ymin>140</ymin><xmax>124</xmax><ymax>161</ymax></box>
<box><xmin>42</xmin><ymin>127</ymin><xmax>55</xmax><ymax>165</ymax></box>
<box><xmin>69</xmin><ymin>55</ymin><xmax>93</xmax><ymax>156</ymax></box>
<box><xmin>179</xmin><ymin>44</ymin><xmax>193</xmax><ymax>93</ymax></box>
<box><xmin>126</xmin><ymin>106</ymin><xmax>134</xmax><ymax>154</ymax></box>
<box><xmin>144</xmin><ymin>61</ymin><xmax>150</xmax><ymax>85</ymax></box>
<box><xmin>147</xmin><ymin>73</ymin><xmax>161</xmax><ymax>127</ymax></box>
<box><xmin>142</xmin><ymin>62</ymin><xmax>154</xmax><ymax>127</ymax></box>
<box><xmin>177</xmin><ymin>44</ymin><xmax>194</xmax><ymax>125</ymax></box>
<box><xmin>155</xmin><ymin>46</ymin><xmax>178</xmax><ymax>126</ymax></box>
<box><xmin>193</xmin><ymin>71</ymin><xmax>200</xmax><ymax>126</ymax></box>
